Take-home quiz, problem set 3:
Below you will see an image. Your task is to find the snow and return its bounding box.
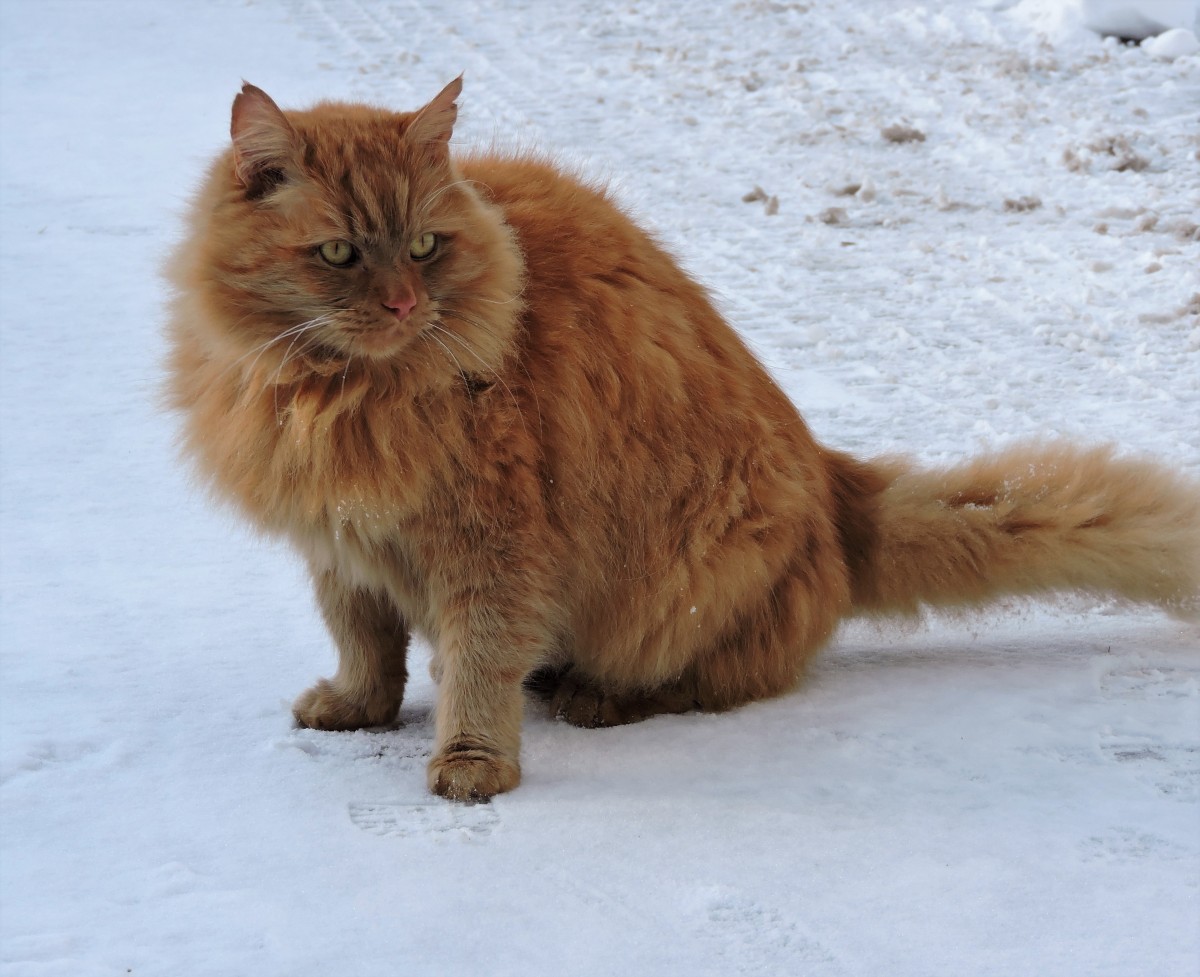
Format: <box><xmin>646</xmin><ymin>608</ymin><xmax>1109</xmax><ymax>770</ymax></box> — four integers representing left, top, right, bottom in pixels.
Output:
<box><xmin>1081</xmin><ymin>0</ymin><xmax>1200</xmax><ymax>38</ymax></box>
<box><xmin>1</xmin><ymin>1</ymin><xmax>1197</xmax><ymax>975</ymax></box>
<box><xmin>1008</xmin><ymin>0</ymin><xmax>1200</xmax><ymax>41</ymax></box>
<box><xmin>1143</xmin><ymin>25</ymin><xmax>1200</xmax><ymax>57</ymax></box>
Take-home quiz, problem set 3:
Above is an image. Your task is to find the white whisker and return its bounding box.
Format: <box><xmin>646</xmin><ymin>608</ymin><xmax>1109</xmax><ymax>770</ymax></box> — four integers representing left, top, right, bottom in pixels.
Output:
<box><xmin>272</xmin><ymin>321</ymin><xmax>331</xmax><ymax>421</ymax></box>
<box><xmin>470</xmin><ymin>293</ymin><xmax>522</xmax><ymax>306</ymax></box>
<box><xmin>215</xmin><ymin>314</ymin><xmax>335</xmax><ymax>389</ymax></box>
<box><xmin>420</xmin><ymin>330</ymin><xmax>462</xmax><ymax>375</ymax></box>
<box><xmin>339</xmin><ymin>351</ymin><xmax>354</xmax><ymax>404</ymax></box>
<box><xmin>429</xmin><ymin>316</ymin><xmax>533</xmax><ymax>436</ymax></box>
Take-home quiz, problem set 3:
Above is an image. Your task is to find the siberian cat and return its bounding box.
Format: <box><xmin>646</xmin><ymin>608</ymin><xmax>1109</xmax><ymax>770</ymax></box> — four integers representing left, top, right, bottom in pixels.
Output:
<box><xmin>167</xmin><ymin>78</ymin><xmax>1199</xmax><ymax>801</ymax></box>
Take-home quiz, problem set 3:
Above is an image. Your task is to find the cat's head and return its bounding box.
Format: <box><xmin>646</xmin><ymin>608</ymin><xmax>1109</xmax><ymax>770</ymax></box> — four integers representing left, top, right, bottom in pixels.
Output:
<box><xmin>175</xmin><ymin>78</ymin><xmax>522</xmax><ymax>382</ymax></box>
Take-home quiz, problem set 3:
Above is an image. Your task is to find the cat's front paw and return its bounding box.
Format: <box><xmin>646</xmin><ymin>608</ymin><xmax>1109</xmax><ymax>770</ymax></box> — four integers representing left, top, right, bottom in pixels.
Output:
<box><xmin>292</xmin><ymin>679</ymin><xmax>399</xmax><ymax>731</ymax></box>
<box><xmin>427</xmin><ymin>743</ymin><xmax>520</xmax><ymax>801</ymax></box>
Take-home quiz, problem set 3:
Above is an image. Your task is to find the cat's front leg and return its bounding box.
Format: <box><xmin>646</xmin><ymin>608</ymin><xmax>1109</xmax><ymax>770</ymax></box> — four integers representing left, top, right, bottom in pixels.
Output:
<box><xmin>427</xmin><ymin>591</ymin><xmax>548</xmax><ymax>801</ymax></box>
<box><xmin>293</xmin><ymin>569</ymin><xmax>410</xmax><ymax>730</ymax></box>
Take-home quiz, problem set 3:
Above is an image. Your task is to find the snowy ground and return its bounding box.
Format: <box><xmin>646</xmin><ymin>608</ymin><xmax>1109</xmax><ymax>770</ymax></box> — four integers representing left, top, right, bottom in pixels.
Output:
<box><xmin>1</xmin><ymin>1</ymin><xmax>1198</xmax><ymax>975</ymax></box>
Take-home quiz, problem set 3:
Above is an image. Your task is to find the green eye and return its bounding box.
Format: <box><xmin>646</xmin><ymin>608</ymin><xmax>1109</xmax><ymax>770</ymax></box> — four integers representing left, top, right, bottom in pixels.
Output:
<box><xmin>409</xmin><ymin>232</ymin><xmax>438</xmax><ymax>261</ymax></box>
<box><xmin>318</xmin><ymin>240</ymin><xmax>356</xmax><ymax>266</ymax></box>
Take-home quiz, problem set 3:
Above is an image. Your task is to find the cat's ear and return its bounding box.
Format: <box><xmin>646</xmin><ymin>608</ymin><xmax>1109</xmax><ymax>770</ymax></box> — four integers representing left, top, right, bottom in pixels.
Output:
<box><xmin>405</xmin><ymin>75</ymin><xmax>463</xmax><ymax>151</ymax></box>
<box><xmin>230</xmin><ymin>83</ymin><xmax>298</xmax><ymax>196</ymax></box>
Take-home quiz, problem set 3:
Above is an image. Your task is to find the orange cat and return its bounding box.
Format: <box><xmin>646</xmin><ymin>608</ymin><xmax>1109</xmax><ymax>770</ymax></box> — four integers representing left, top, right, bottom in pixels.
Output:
<box><xmin>166</xmin><ymin>78</ymin><xmax>1199</xmax><ymax>801</ymax></box>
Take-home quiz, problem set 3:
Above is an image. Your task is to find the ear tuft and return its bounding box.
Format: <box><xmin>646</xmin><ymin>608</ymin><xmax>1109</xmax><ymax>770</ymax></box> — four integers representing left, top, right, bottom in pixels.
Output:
<box><xmin>406</xmin><ymin>75</ymin><xmax>463</xmax><ymax>150</ymax></box>
<box><xmin>230</xmin><ymin>83</ymin><xmax>298</xmax><ymax>195</ymax></box>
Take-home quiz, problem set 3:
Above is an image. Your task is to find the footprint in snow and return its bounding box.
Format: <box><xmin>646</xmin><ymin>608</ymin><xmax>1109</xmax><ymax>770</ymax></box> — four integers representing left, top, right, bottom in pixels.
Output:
<box><xmin>1099</xmin><ymin>734</ymin><xmax>1199</xmax><ymax>802</ymax></box>
<box><xmin>348</xmin><ymin>801</ymin><xmax>500</xmax><ymax>840</ymax></box>
<box><xmin>693</xmin><ymin>887</ymin><xmax>847</xmax><ymax>976</ymax></box>
<box><xmin>1079</xmin><ymin>827</ymin><xmax>1190</xmax><ymax>864</ymax></box>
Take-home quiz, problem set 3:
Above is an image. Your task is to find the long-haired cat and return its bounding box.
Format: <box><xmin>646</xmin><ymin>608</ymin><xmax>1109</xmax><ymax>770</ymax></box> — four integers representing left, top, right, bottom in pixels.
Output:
<box><xmin>167</xmin><ymin>78</ymin><xmax>1199</xmax><ymax>801</ymax></box>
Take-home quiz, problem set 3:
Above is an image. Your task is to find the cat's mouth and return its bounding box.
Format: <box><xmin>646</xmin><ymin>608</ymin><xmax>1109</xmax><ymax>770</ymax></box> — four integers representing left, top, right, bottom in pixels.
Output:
<box><xmin>342</xmin><ymin>318</ymin><xmax>425</xmax><ymax>359</ymax></box>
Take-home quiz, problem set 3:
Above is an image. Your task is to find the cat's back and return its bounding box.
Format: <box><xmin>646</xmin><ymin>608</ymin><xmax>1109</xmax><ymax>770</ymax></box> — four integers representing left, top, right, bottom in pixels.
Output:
<box><xmin>458</xmin><ymin>153</ymin><xmax>696</xmax><ymax>299</ymax></box>
<box><xmin>458</xmin><ymin>153</ymin><xmax>802</xmax><ymax>434</ymax></box>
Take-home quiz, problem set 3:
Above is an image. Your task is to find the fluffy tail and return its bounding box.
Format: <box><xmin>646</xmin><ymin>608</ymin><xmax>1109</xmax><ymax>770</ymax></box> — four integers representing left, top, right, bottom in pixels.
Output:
<box><xmin>830</xmin><ymin>443</ymin><xmax>1200</xmax><ymax>619</ymax></box>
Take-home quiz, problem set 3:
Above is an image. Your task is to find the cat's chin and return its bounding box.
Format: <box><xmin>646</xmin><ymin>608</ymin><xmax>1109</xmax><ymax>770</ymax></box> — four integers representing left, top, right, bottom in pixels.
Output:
<box><xmin>342</xmin><ymin>322</ymin><xmax>424</xmax><ymax>360</ymax></box>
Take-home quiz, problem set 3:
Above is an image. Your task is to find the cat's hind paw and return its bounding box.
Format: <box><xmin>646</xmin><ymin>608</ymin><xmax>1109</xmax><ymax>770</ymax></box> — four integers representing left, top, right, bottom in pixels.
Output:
<box><xmin>551</xmin><ymin>673</ymin><xmax>699</xmax><ymax>728</ymax></box>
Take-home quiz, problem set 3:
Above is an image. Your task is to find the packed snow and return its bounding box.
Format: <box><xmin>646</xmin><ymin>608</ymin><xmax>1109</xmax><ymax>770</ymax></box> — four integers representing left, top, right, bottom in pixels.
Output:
<box><xmin>1</xmin><ymin>1</ymin><xmax>1197</xmax><ymax>975</ymax></box>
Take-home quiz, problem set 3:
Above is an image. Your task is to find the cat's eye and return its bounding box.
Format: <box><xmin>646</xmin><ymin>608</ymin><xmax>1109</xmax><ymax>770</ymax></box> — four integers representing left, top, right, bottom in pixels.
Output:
<box><xmin>318</xmin><ymin>240</ymin><xmax>357</xmax><ymax>267</ymax></box>
<box><xmin>409</xmin><ymin>232</ymin><xmax>438</xmax><ymax>261</ymax></box>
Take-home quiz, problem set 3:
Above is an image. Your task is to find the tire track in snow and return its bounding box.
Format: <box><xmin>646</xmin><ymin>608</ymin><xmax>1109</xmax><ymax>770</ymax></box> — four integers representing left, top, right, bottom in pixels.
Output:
<box><xmin>285</xmin><ymin>0</ymin><xmax>379</xmax><ymax>73</ymax></box>
<box><xmin>364</xmin><ymin>0</ymin><xmax>551</xmax><ymax>135</ymax></box>
<box><xmin>286</xmin><ymin>0</ymin><xmax>554</xmax><ymax>139</ymax></box>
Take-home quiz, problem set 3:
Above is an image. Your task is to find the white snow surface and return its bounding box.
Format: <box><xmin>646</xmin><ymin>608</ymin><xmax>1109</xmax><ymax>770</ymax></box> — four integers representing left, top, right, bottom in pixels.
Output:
<box><xmin>1</xmin><ymin>1</ymin><xmax>1198</xmax><ymax>975</ymax></box>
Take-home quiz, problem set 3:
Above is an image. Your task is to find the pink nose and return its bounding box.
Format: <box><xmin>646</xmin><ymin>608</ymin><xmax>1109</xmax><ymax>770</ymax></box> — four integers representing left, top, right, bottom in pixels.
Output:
<box><xmin>383</xmin><ymin>291</ymin><xmax>417</xmax><ymax>319</ymax></box>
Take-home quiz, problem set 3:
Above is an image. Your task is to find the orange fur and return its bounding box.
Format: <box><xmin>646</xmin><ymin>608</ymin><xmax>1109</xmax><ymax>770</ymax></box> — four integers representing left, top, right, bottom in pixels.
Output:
<box><xmin>166</xmin><ymin>81</ymin><xmax>1200</xmax><ymax>800</ymax></box>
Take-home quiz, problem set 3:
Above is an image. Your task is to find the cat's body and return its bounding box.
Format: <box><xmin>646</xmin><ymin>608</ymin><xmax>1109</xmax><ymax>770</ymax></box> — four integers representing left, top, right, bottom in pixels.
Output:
<box><xmin>168</xmin><ymin>79</ymin><xmax>1200</xmax><ymax>800</ymax></box>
